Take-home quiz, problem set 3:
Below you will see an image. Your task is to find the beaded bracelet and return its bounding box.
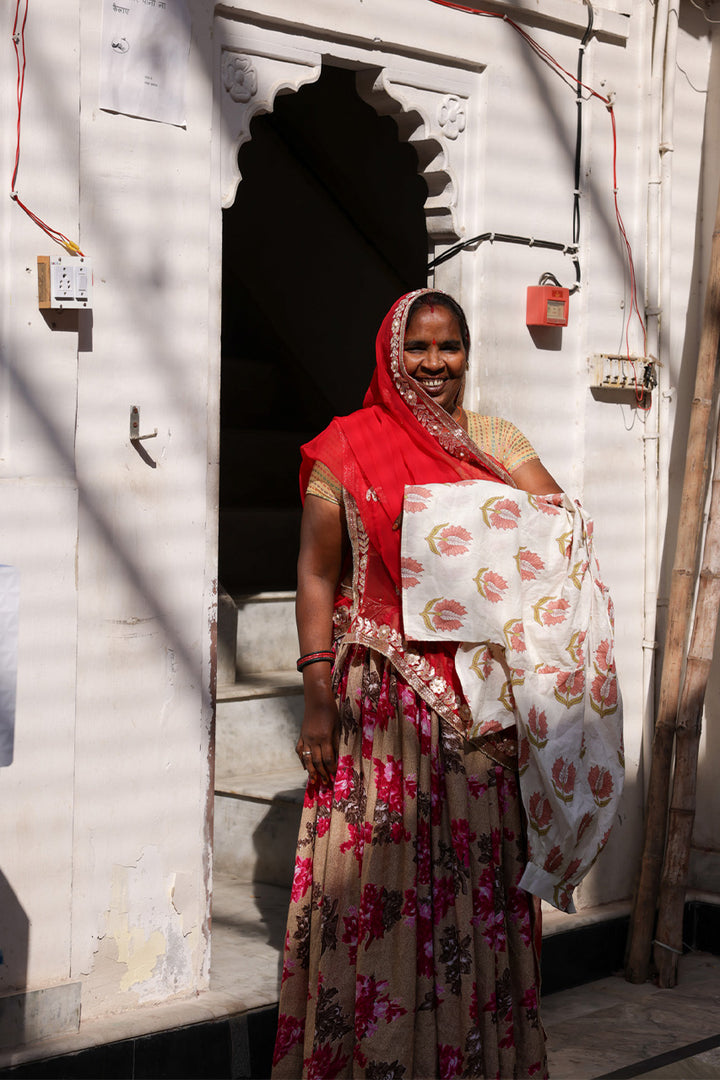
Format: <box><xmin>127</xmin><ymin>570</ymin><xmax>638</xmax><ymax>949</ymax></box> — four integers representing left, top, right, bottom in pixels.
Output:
<box><xmin>296</xmin><ymin>650</ymin><xmax>335</xmax><ymax>672</ymax></box>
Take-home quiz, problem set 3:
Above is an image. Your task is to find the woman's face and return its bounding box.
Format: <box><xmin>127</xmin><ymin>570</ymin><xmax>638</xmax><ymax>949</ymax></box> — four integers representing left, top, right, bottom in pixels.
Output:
<box><xmin>402</xmin><ymin>303</ymin><xmax>467</xmax><ymax>415</ymax></box>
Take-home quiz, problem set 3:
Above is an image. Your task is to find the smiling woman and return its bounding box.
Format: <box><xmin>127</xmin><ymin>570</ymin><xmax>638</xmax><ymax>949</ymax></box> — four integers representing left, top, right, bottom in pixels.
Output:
<box><xmin>271</xmin><ymin>289</ymin><xmax>570</xmax><ymax>1079</ymax></box>
<box><xmin>402</xmin><ymin>300</ymin><xmax>468</xmax><ymax>416</ymax></box>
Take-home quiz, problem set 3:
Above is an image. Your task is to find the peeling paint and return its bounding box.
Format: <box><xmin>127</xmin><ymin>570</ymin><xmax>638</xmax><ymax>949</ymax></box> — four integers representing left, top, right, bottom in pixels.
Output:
<box><xmin>87</xmin><ymin>849</ymin><xmax>196</xmax><ymax>1011</ymax></box>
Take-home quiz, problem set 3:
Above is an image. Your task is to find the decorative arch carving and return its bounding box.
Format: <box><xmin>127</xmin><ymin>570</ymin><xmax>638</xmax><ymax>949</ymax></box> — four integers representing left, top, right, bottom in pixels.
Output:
<box><xmin>219</xmin><ymin>45</ymin><xmax>322</xmax><ymax>209</ymax></box>
<box><xmin>216</xmin><ymin>20</ymin><xmax>475</xmax><ymax>241</ymax></box>
<box><xmin>355</xmin><ymin>69</ymin><xmax>464</xmax><ymax>243</ymax></box>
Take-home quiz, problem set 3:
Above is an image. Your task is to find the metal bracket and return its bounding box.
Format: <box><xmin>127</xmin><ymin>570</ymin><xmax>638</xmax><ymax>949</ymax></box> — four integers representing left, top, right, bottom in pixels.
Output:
<box><xmin>130</xmin><ymin>406</ymin><xmax>158</xmax><ymax>442</ymax></box>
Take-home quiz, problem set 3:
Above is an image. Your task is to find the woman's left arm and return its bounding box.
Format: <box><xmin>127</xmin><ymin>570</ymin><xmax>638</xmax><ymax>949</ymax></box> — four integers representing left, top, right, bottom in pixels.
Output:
<box><xmin>511</xmin><ymin>457</ymin><xmax>562</xmax><ymax>495</ymax></box>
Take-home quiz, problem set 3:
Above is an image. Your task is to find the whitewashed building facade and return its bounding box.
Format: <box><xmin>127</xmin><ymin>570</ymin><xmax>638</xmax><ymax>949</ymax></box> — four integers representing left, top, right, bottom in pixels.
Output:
<box><xmin>1</xmin><ymin>0</ymin><xmax>719</xmax><ymax>1057</ymax></box>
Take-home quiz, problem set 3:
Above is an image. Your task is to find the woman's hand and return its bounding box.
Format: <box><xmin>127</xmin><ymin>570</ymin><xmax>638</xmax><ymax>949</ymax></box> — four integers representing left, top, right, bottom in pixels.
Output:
<box><xmin>296</xmin><ymin>689</ymin><xmax>340</xmax><ymax>785</ymax></box>
<box><xmin>295</xmin><ymin>492</ymin><xmax>346</xmax><ymax>787</ymax></box>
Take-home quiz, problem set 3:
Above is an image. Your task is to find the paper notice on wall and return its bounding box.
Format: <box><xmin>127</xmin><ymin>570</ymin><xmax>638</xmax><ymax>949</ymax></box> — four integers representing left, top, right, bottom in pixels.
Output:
<box><xmin>0</xmin><ymin>566</ymin><xmax>19</xmax><ymax>767</ymax></box>
<box><xmin>99</xmin><ymin>0</ymin><xmax>191</xmax><ymax>127</ymax></box>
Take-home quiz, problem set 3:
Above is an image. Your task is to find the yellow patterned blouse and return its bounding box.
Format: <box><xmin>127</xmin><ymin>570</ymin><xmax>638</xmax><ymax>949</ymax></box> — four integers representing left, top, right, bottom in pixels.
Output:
<box><xmin>306</xmin><ymin>412</ymin><xmax>538</xmax><ymax>505</ymax></box>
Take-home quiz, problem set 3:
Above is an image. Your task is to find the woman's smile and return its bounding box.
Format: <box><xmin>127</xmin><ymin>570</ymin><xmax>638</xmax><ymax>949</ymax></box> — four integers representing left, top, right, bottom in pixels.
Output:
<box><xmin>402</xmin><ymin>305</ymin><xmax>467</xmax><ymax>414</ymax></box>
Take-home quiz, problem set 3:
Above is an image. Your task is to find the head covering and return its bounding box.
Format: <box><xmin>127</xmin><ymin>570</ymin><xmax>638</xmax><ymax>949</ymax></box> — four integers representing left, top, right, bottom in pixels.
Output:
<box><xmin>300</xmin><ymin>289</ymin><xmax>513</xmax><ymax>591</ymax></box>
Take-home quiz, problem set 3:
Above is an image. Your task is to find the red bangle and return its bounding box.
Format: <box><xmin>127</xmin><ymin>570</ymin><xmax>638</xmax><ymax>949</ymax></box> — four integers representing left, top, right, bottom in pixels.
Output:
<box><xmin>297</xmin><ymin>651</ymin><xmax>335</xmax><ymax>671</ymax></box>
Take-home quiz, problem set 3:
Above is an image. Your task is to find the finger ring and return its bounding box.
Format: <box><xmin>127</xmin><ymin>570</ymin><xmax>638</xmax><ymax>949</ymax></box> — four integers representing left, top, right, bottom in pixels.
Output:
<box><xmin>302</xmin><ymin>750</ymin><xmax>312</xmax><ymax>757</ymax></box>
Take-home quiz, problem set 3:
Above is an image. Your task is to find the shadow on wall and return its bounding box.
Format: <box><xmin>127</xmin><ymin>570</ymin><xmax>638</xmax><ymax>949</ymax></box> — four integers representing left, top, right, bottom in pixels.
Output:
<box><xmin>0</xmin><ymin>871</ymin><xmax>29</xmax><ymax>1051</ymax></box>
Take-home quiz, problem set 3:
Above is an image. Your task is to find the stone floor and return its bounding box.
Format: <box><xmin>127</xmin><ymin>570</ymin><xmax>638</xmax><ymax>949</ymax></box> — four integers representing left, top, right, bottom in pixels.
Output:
<box><xmin>541</xmin><ymin>953</ymin><xmax>720</xmax><ymax>1078</ymax></box>
<box><xmin>0</xmin><ymin>874</ymin><xmax>718</xmax><ymax>1078</ymax></box>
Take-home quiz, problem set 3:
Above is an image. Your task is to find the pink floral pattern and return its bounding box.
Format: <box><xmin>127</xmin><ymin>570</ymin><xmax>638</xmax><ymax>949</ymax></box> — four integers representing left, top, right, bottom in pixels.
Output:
<box><xmin>425</xmin><ymin>522</ymin><xmax>473</xmax><ymax>556</ymax></box>
<box><xmin>272</xmin><ymin>649</ymin><xmax>546</xmax><ymax>1079</ymax></box>
<box><xmin>401</xmin><ymin>478</ymin><xmax>623</xmax><ymax>912</ymax></box>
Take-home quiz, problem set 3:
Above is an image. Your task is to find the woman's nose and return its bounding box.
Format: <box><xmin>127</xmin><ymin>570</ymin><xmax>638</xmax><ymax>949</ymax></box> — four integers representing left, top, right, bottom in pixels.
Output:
<box><xmin>421</xmin><ymin>347</ymin><xmax>443</xmax><ymax>369</ymax></box>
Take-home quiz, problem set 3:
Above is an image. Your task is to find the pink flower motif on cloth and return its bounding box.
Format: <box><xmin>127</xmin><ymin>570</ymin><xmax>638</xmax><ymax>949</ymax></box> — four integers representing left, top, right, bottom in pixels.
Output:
<box><xmin>554</xmin><ymin>668</ymin><xmax>585</xmax><ymax>708</ymax></box>
<box><xmin>480</xmin><ymin>495</ymin><xmax>521</xmax><ymax>530</ymax></box>
<box><xmin>272</xmin><ymin>1013</ymin><xmax>305</xmax><ymax>1066</ymax></box>
<box><xmin>529</xmin><ymin>492</ymin><xmax>563</xmax><ymax>516</ymax></box>
<box><xmin>290</xmin><ymin>857</ymin><xmax>313</xmax><ymax>902</ymax></box>
<box><xmin>514</xmin><ymin>546</ymin><xmax>546</xmax><ymax>581</ymax></box>
<box><xmin>562</xmin><ymin>857</ymin><xmax>582</xmax><ymax>882</ymax></box>
<box><xmin>468</xmin><ymin>644</ymin><xmax>494</xmax><ymax>681</ymax></box>
<box><xmin>433</xmin><ymin>874</ymin><xmax>456</xmax><ymax>920</ymax></box>
<box><xmin>588</xmin><ymin>765</ymin><xmax>614</xmax><ymax>807</ymax></box>
<box><xmin>551</xmin><ymin>756</ymin><xmax>577</xmax><ymax>803</ymax></box>
<box><xmin>577</xmin><ymin>810</ymin><xmax>596</xmax><ymax>842</ymax></box>
<box><xmin>354</xmin><ymin>974</ymin><xmax>407</xmax><ymax>1042</ymax></box>
<box><xmin>503</xmin><ymin>617</ymin><xmax>526</xmax><ymax>653</ymax></box>
<box><xmin>401</xmin><ymin>556</ymin><xmax>424</xmax><ymax>588</ymax></box>
<box><xmin>566</xmin><ymin>629</ymin><xmax>587</xmax><ymax>666</ymax></box>
<box><xmin>425</xmin><ymin>522</ymin><xmax>473</xmax><ymax>556</ymax></box>
<box><xmin>533</xmin><ymin>595</ymin><xmax>571</xmax><ymax>626</ymax></box>
<box><xmin>526</xmin><ymin>706</ymin><xmax>548</xmax><ymax>749</ymax></box>
<box><xmin>569</xmin><ymin>558</ymin><xmax>589</xmax><ymax>589</ymax></box>
<box><xmin>439</xmin><ymin>1045</ymin><xmax>464</xmax><ymax>1079</ymax></box>
<box><xmin>543</xmin><ymin>845</ymin><xmax>563</xmax><ymax>874</ymax></box>
<box><xmin>333</xmin><ymin>755</ymin><xmax>355</xmax><ymax>802</ymax></box>
<box><xmin>555</xmin><ymin>528</ymin><xmax>573</xmax><ymax>557</ymax></box>
<box><xmin>473</xmin><ymin>567</ymin><xmax>508</xmax><ymax>603</ymax></box>
<box><xmin>419</xmin><ymin>596</ymin><xmax>467</xmax><ymax>634</ymax></box>
<box><xmin>590</xmin><ymin>639</ymin><xmax>619</xmax><ymax>717</ymax></box>
<box><xmin>528</xmin><ymin>791</ymin><xmax>553</xmax><ymax>836</ymax></box>
<box><xmin>373</xmin><ymin>754</ymin><xmax>405</xmax><ymax>814</ymax></box>
<box><xmin>404</xmin><ymin>486</ymin><xmax>433</xmax><ymax>513</ymax></box>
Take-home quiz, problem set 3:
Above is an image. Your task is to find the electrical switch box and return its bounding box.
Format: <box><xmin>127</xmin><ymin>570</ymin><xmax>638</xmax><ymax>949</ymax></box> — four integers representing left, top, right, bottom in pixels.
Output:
<box><xmin>590</xmin><ymin>354</ymin><xmax>657</xmax><ymax>392</ymax></box>
<box><xmin>37</xmin><ymin>255</ymin><xmax>92</xmax><ymax>310</ymax></box>
<box><xmin>526</xmin><ymin>285</ymin><xmax>569</xmax><ymax>327</ymax></box>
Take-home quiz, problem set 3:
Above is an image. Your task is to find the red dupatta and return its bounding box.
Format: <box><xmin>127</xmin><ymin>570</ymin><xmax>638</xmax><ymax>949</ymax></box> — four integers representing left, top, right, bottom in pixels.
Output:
<box><xmin>301</xmin><ymin>290</ymin><xmax>514</xmax><ymax>581</ymax></box>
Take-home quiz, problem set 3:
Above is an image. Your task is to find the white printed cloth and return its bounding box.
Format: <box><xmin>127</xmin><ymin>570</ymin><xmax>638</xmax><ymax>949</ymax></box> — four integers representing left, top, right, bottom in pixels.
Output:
<box><xmin>401</xmin><ymin>479</ymin><xmax>623</xmax><ymax>912</ymax></box>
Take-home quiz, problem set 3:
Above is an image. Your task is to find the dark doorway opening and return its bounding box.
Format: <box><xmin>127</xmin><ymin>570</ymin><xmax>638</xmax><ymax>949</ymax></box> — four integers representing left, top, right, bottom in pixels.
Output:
<box><xmin>219</xmin><ymin>64</ymin><xmax>428</xmax><ymax>593</ymax></box>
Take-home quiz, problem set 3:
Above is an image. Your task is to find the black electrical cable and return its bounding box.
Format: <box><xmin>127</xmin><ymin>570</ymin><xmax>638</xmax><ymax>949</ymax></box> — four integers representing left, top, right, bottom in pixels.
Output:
<box><xmin>428</xmin><ymin>233</ymin><xmax>581</xmax><ymax>293</ymax></box>
<box><xmin>427</xmin><ymin>0</ymin><xmax>595</xmax><ymax>295</ymax></box>
<box><xmin>573</xmin><ymin>0</ymin><xmax>595</xmax><ymax>248</ymax></box>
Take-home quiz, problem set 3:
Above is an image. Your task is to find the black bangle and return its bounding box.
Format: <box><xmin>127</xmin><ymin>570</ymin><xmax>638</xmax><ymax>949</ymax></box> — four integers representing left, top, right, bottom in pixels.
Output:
<box><xmin>297</xmin><ymin>651</ymin><xmax>335</xmax><ymax>672</ymax></box>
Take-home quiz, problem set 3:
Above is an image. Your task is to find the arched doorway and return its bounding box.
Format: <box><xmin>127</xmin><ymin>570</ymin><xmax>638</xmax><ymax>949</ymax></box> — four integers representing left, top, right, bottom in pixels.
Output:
<box><xmin>219</xmin><ymin>64</ymin><xmax>428</xmax><ymax>594</ymax></box>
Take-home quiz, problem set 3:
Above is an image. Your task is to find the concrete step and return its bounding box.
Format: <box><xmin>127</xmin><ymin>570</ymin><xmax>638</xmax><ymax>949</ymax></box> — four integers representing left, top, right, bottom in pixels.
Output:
<box><xmin>216</xmin><ymin>678</ymin><xmax>304</xmax><ymax>781</ymax></box>
<box><xmin>214</xmin><ymin>769</ymin><xmax>305</xmax><ymax>886</ymax></box>
<box><xmin>217</xmin><ymin>593</ymin><xmax>299</xmax><ymax>683</ymax></box>
<box><xmin>234</xmin><ymin>593</ymin><xmax>298</xmax><ymax>677</ymax></box>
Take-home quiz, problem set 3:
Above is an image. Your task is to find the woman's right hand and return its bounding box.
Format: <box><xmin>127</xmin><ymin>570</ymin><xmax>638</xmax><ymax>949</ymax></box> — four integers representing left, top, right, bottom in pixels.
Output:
<box><xmin>296</xmin><ymin>694</ymin><xmax>340</xmax><ymax>785</ymax></box>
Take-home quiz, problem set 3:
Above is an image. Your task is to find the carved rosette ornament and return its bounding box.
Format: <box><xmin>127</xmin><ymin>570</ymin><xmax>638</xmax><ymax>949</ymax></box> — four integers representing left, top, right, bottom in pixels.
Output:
<box><xmin>438</xmin><ymin>95</ymin><xmax>466</xmax><ymax>141</ymax></box>
<box><xmin>223</xmin><ymin>54</ymin><xmax>258</xmax><ymax>103</ymax></box>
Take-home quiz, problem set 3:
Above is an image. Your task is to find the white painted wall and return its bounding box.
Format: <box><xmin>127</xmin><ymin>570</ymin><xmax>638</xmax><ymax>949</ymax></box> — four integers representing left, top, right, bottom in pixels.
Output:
<box><xmin>0</xmin><ymin>0</ymin><xmax>718</xmax><ymax>1031</ymax></box>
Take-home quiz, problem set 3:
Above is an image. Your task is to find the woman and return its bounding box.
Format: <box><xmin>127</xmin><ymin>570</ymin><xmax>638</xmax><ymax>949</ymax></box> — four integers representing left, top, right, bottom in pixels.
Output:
<box><xmin>273</xmin><ymin>289</ymin><xmax>560</xmax><ymax>1079</ymax></box>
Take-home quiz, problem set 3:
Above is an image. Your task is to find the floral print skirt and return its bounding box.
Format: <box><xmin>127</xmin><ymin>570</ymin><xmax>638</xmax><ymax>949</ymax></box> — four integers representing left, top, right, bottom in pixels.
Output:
<box><xmin>272</xmin><ymin>646</ymin><xmax>547</xmax><ymax>1079</ymax></box>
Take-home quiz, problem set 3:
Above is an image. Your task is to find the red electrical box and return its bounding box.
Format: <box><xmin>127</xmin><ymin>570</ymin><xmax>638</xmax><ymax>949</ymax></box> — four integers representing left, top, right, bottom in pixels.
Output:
<box><xmin>526</xmin><ymin>285</ymin><xmax>569</xmax><ymax>327</ymax></box>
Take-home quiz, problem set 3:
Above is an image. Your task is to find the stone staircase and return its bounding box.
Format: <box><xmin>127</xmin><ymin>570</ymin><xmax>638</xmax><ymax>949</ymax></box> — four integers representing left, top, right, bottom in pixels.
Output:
<box><xmin>214</xmin><ymin>590</ymin><xmax>305</xmax><ymax>891</ymax></box>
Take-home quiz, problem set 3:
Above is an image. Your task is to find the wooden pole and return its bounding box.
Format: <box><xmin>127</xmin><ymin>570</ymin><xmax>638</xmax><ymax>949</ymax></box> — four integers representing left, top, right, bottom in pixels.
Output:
<box><xmin>653</xmin><ymin>411</ymin><xmax>720</xmax><ymax>987</ymax></box>
<box><xmin>625</xmin><ymin>171</ymin><xmax>720</xmax><ymax>984</ymax></box>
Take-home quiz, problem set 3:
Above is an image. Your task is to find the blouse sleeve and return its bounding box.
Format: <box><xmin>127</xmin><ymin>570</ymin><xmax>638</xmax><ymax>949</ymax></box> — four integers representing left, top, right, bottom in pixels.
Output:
<box><xmin>466</xmin><ymin>414</ymin><xmax>538</xmax><ymax>473</ymax></box>
<box><xmin>305</xmin><ymin>460</ymin><xmax>343</xmax><ymax>506</ymax></box>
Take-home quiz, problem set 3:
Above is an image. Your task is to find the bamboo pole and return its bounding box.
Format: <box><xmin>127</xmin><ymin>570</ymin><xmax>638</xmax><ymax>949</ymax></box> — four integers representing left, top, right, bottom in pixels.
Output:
<box><xmin>625</xmin><ymin>171</ymin><xmax>720</xmax><ymax>984</ymax></box>
<box><xmin>653</xmin><ymin>412</ymin><xmax>720</xmax><ymax>987</ymax></box>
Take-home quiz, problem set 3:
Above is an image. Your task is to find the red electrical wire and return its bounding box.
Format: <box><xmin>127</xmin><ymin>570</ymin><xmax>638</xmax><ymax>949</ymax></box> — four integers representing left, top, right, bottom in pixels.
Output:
<box><xmin>11</xmin><ymin>0</ymin><xmax>84</xmax><ymax>256</ymax></box>
<box><xmin>428</xmin><ymin>0</ymin><xmax>650</xmax><ymax>405</ymax></box>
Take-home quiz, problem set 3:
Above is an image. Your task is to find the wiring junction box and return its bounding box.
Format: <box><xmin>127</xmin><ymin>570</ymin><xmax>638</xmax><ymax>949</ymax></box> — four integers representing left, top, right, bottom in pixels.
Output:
<box><xmin>37</xmin><ymin>255</ymin><xmax>92</xmax><ymax>310</ymax></box>
<box><xmin>589</xmin><ymin>353</ymin><xmax>657</xmax><ymax>403</ymax></box>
